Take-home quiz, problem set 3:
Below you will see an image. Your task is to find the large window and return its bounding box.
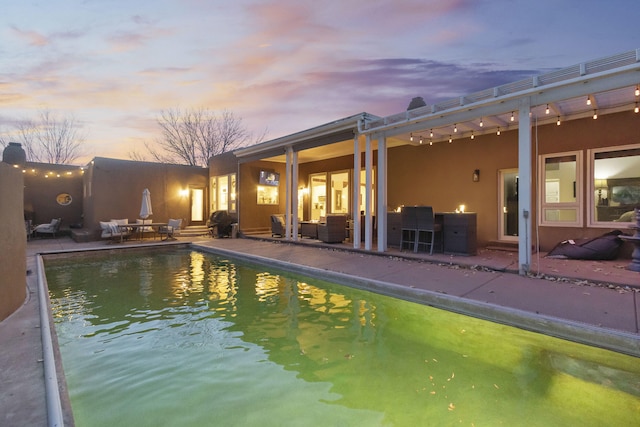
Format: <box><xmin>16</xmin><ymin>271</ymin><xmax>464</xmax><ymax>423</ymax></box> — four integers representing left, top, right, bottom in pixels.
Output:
<box><xmin>539</xmin><ymin>151</ymin><xmax>582</xmax><ymax>226</ymax></box>
<box><xmin>589</xmin><ymin>145</ymin><xmax>640</xmax><ymax>225</ymax></box>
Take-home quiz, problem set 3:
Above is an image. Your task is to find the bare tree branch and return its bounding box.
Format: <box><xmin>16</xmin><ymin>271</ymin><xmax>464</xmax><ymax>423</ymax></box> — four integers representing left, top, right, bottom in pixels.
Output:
<box><xmin>1</xmin><ymin>110</ymin><xmax>85</xmax><ymax>164</ymax></box>
<box><xmin>142</xmin><ymin>107</ymin><xmax>260</xmax><ymax>167</ymax></box>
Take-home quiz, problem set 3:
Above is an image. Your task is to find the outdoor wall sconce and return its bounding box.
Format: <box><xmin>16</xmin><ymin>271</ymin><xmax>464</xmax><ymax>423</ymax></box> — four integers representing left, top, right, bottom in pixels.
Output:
<box><xmin>179</xmin><ymin>189</ymin><xmax>189</xmax><ymax>197</ymax></box>
<box><xmin>472</xmin><ymin>169</ymin><xmax>480</xmax><ymax>182</ymax></box>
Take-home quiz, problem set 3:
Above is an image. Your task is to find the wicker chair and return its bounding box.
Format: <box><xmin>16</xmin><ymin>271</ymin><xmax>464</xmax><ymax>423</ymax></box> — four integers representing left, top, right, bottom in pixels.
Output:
<box><xmin>317</xmin><ymin>214</ymin><xmax>347</xmax><ymax>243</ymax></box>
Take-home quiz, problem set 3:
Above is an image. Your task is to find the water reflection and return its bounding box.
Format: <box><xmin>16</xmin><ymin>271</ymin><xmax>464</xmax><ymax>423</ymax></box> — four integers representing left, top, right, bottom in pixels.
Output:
<box><xmin>46</xmin><ymin>249</ymin><xmax>640</xmax><ymax>427</ymax></box>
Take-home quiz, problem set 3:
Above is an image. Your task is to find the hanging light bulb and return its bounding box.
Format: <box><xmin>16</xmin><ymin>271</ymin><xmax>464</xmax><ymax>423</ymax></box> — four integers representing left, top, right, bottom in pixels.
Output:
<box><xmin>448</xmin><ymin>135</ymin><xmax>452</xmax><ymax>143</ymax></box>
<box><xmin>635</xmin><ymin>85</ymin><xmax>640</xmax><ymax>97</ymax></box>
<box><xmin>586</xmin><ymin>96</ymin><xmax>591</xmax><ymax>106</ymax></box>
<box><xmin>479</xmin><ymin>118</ymin><xmax>484</xmax><ymax>127</ymax></box>
<box><xmin>635</xmin><ymin>102</ymin><xmax>639</xmax><ymax>113</ymax></box>
<box><xmin>593</xmin><ymin>110</ymin><xmax>598</xmax><ymax>119</ymax></box>
<box><xmin>453</xmin><ymin>124</ymin><xmax>458</xmax><ymax>133</ymax></box>
<box><xmin>410</xmin><ymin>133</ymin><xmax>413</xmax><ymax>142</ymax></box>
<box><xmin>556</xmin><ymin>116</ymin><xmax>561</xmax><ymax>126</ymax></box>
<box><xmin>429</xmin><ymin>140</ymin><xmax>433</xmax><ymax>146</ymax></box>
<box><xmin>470</xmin><ymin>132</ymin><xmax>474</xmax><ymax>140</ymax></box>
<box><xmin>545</xmin><ymin>104</ymin><xmax>550</xmax><ymax>114</ymax></box>
<box><xmin>419</xmin><ymin>136</ymin><xmax>423</xmax><ymax>144</ymax></box>
<box><xmin>497</xmin><ymin>127</ymin><xmax>501</xmax><ymax>135</ymax></box>
<box><xmin>429</xmin><ymin>129</ymin><xmax>433</xmax><ymax>138</ymax></box>
<box><xmin>510</xmin><ymin>112</ymin><xmax>515</xmax><ymax>122</ymax></box>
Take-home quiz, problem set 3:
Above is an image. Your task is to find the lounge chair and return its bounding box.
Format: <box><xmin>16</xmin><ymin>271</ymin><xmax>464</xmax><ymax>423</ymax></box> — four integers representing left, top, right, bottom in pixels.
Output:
<box><xmin>159</xmin><ymin>218</ymin><xmax>182</xmax><ymax>240</ymax></box>
<box><xmin>317</xmin><ymin>214</ymin><xmax>347</xmax><ymax>243</ymax></box>
<box><xmin>33</xmin><ymin>218</ymin><xmax>62</xmax><ymax>238</ymax></box>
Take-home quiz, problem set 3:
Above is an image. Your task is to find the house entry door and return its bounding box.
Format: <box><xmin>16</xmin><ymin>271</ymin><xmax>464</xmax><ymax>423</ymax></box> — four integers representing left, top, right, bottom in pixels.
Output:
<box><xmin>498</xmin><ymin>169</ymin><xmax>518</xmax><ymax>241</ymax></box>
<box><xmin>190</xmin><ymin>187</ymin><xmax>205</xmax><ymax>225</ymax></box>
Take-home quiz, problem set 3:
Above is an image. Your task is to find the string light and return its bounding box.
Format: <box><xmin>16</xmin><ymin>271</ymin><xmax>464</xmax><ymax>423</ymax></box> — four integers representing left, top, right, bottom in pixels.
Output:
<box><xmin>636</xmin><ymin>85</ymin><xmax>640</xmax><ymax>97</ymax></box>
<box><xmin>470</xmin><ymin>131</ymin><xmax>474</xmax><ymax>140</ymax></box>
<box><xmin>419</xmin><ymin>136</ymin><xmax>423</xmax><ymax>144</ymax></box>
<box><xmin>593</xmin><ymin>110</ymin><xmax>598</xmax><ymax>120</ymax></box>
<box><xmin>453</xmin><ymin>124</ymin><xmax>458</xmax><ymax>133</ymax></box>
<box><xmin>635</xmin><ymin>102</ymin><xmax>639</xmax><ymax>113</ymax></box>
<box><xmin>429</xmin><ymin>129</ymin><xmax>433</xmax><ymax>138</ymax></box>
<box><xmin>556</xmin><ymin>116</ymin><xmax>561</xmax><ymax>126</ymax></box>
<box><xmin>545</xmin><ymin>104</ymin><xmax>550</xmax><ymax>114</ymax></box>
<box><xmin>497</xmin><ymin>127</ymin><xmax>501</xmax><ymax>136</ymax></box>
<box><xmin>510</xmin><ymin>112</ymin><xmax>515</xmax><ymax>122</ymax></box>
<box><xmin>448</xmin><ymin>135</ymin><xmax>452</xmax><ymax>143</ymax></box>
<box><xmin>479</xmin><ymin>118</ymin><xmax>484</xmax><ymax>127</ymax></box>
<box><xmin>410</xmin><ymin>133</ymin><xmax>413</xmax><ymax>142</ymax></box>
<box><xmin>429</xmin><ymin>140</ymin><xmax>433</xmax><ymax>146</ymax></box>
<box><xmin>586</xmin><ymin>96</ymin><xmax>591</xmax><ymax>106</ymax></box>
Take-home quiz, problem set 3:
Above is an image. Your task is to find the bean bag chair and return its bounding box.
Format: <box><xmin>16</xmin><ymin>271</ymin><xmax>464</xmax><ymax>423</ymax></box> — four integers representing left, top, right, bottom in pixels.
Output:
<box><xmin>546</xmin><ymin>230</ymin><xmax>625</xmax><ymax>260</ymax></box>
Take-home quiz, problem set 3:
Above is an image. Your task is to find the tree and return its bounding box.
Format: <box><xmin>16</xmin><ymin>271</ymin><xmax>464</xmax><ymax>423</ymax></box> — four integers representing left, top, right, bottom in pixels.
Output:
<box><xmin>134</xmin><ymin>107</ymin><xmax>263</xmax><ymax>167</ymax></box>
<box><xmin>0</xmin><ymin>110</ymin><xmax>85</xmax><ymax>164</ymax></box>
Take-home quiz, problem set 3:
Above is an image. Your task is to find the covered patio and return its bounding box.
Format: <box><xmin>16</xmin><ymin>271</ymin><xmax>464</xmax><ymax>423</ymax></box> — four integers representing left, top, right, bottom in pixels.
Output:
<box><xmin>232</xmin><ymin>49</ymin><xmax>640</xmax><ymax>276</ymax></box>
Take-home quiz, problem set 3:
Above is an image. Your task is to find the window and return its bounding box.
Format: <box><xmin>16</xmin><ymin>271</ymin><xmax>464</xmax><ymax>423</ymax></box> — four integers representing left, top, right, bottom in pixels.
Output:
<box><xmin>539</xmin><ymin>151</ymin><xmax>582</xmax><ymax>226</ymax></box>
<box><xmin>330</xmin><ymin>171</ymin><xmax>349</xmax><ymax>214</ymax></box>
<box><xmin>589</xmin><ymin>145</ymin><xmax>640</xmax><ymax>225</ymax></box>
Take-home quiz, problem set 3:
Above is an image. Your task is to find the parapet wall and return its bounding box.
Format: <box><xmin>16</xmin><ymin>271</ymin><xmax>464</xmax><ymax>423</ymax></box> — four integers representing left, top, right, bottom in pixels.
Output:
<box><xmin>0</xmin><ymin>163</ymin><xmax>26</xmax><ymax>321</ymax></box>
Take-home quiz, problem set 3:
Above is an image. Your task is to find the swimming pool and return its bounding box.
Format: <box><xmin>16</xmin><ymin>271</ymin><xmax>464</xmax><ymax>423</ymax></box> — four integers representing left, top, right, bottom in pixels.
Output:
<box><xmin>46</xmin><ymin>248</ymin><xmax>640</xmax><ymax>426</ymax></box>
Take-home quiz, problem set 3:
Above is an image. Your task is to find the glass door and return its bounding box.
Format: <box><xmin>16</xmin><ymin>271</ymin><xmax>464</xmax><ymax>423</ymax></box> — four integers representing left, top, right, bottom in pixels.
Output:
<box><xmin>309</xmin><ymin>173</ymin><xmax>326</xmax><ymax>221</ymax></box>
<box><xmin>499</xmin><ymin>169</ymin><xmax>518</xmax><ymax>241</ymax></box>
<box><xmin>190</xmin><ymin>187</ymin><xmax>204</xmax><ymax>224</ymax></box>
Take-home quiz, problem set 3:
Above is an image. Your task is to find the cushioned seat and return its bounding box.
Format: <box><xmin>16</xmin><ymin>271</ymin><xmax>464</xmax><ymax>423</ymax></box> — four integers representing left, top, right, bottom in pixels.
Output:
<box><xmin>159</xmin><ymin>218</ymin><xmax>182</xmax><ymax>240</ymax></box>
<box><xmin>33</xmin><ymin>218</ymin><xmax>62</xmax><ymax>238</ymax></box>
<box><xmin>317</xmin><ymin>214</ymin><xmax>347</xmax><ymax>243</ymax></box>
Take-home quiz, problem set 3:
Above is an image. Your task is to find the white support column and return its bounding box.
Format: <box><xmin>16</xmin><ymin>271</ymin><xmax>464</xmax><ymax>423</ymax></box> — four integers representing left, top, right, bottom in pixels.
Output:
<box><xmin>353</xmin><ymin>134</ymin><xmax>361</xmax><ymax>248</ymax></box>
<box><xmin>376</xmin><ymin>133</ymin><xmax>387</xmax><ymax>252</ymax></box>
<box><xmin>285</xmin><ymin>146</ymin><xmax>293</xmax><ymax>240</ymax></box>
<box><xmin>292</xmin><ymin>150</ymin><xmax>299</xmax><ymax>241</ymax></box>
<box><xmin>365</xmin><ymin>135</ymin><xmax>373</xmax><ymax>251</ymax></box>
<box><xmin>518</xmin><ymin>98</ymin><xmax>532</xmax><ymax>275</ymax></box>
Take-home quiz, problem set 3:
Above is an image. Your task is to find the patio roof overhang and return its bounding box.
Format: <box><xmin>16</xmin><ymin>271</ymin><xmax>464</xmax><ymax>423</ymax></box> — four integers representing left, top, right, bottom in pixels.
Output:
<box><xmin>234</xmin><ymin>49</ymin><xmax>640</xmax><ymax>164</ymax></box>
<box><xmin>363</xmin><ymin>49</ymin><xmax>640</xmax><ymax>145</ymax></box>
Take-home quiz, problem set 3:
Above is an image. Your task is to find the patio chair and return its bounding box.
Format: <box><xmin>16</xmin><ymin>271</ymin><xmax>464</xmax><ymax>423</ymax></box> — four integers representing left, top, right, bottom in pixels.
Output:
<box><xmin>33</xmin><ymin>218</ymin><xmax>62</xmax><ymax>238</ymax></box>
<box><xmin>415</xmin><ymin>206</ymin><xmax>442</xmax><ymax>254</ymax></box>
<box><xmin>100</xmin><ymin>219</ymin><xmax>131</xmax><ymax>242</ymax></box>
<box><xmin>399</xmin><ymin>206</ymin><xmax>417</xmax><ymax>251</ymax></box>
<box><xmin>159</xmin><ymin>218</ymin><xmax>182</xmax><ymax>240</ymax></box>
<box><xmin>317</xmin><ymin>214</ymin><xmax>347</xmax><ymax>243</ymax></box>
<box><xmin>271</xmin><ymin>214</ymin><xmax>285</xmax><ymax>237</ymax></box>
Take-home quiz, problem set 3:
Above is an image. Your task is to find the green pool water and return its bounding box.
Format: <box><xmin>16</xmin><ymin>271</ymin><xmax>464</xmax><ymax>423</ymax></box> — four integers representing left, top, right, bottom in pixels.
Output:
<box><xmin>46</xmin><ymin>248</ymin><xmax>640</xmax><ymax>426</ymax></box>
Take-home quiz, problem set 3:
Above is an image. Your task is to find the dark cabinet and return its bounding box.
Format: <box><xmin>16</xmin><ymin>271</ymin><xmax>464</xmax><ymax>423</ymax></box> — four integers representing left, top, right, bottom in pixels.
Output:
<box><xmin>443</xmin><ymin>213</ymin><xmax>477</xmax><ymax>255</ymax></box>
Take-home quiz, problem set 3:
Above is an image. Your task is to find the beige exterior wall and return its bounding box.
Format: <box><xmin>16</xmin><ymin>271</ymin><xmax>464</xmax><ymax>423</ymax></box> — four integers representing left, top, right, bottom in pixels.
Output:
<box><xmin>83</xmin><ymin>157</ymin><xmax>209</xmax><ymax>239</ymax></box>
<box><xmin>230</xmin><ymin>111</ymin><xmax>638</xmax><ymax>254</ymax></box>
<box><xmin>0</xmin><ymin>163</ymin><xmax>26</xmax><ymax>321</ymax></box>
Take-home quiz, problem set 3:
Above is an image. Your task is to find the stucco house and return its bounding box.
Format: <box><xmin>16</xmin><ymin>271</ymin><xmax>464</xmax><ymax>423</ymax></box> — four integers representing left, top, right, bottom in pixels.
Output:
<box><xmin>209</xmin><ymin>49</ymin><xmax>640</xmax><ymax>275</ymax></box>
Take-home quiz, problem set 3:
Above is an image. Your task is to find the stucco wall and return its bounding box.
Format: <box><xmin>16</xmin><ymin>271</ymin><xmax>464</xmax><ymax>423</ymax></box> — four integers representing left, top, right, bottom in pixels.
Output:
<box><xmin>83</xmin><ymin>157</ymin><xmax>208</xmax><ymax>238</ymax></box>
<box><xmin>23</xmin><ymin>162</ymin><xmax>84</xmax><ymax>228</ymax></box>
<box><xmin>0</xmin><ymin>163</ymin><xmax>26</xmax><ymax>321</ymax></box>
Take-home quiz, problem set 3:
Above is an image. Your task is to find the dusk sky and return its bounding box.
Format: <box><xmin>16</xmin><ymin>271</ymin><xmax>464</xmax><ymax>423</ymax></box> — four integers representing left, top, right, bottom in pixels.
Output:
<box><xmin>2</xmin><ymin>0</ymin><xmax>639</xmax><ymax>164</ymax></box>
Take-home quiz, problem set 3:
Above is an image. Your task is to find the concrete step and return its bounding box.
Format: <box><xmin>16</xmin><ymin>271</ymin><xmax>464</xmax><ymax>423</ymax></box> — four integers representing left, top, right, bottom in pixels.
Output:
<box><xmin>180</xmin><ymin>226</ymin><xmax>209</xmax><ymax>237</ymax></box>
